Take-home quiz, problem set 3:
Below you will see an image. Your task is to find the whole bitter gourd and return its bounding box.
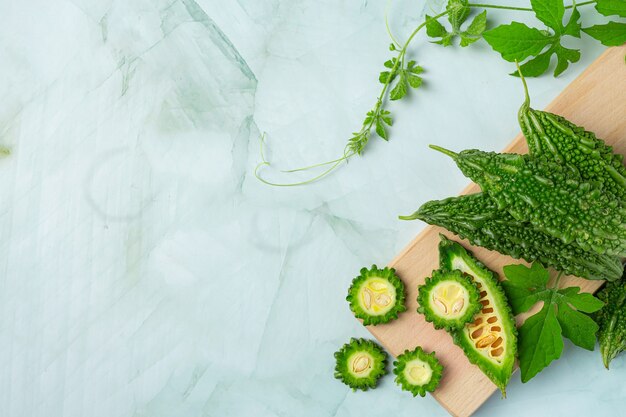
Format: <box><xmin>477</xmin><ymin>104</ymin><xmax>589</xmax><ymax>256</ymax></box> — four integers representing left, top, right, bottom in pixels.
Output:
<box><xmin>347</xmin><ymin>265</ymin><xmax>407</xmax><ymax>325</ymax></box>
<box><xmin>430</xmin><ymin>145</ymin><xmax>626</xmax><ymax>257</ymax></box>
<box><xmin>334</xmin><ymin>338</ymin><xmax>388</xmax><ymax>391</ymax></box>
<box><xmin>401</xmin><ymin>193</ymin><xmax>623</xmax><ymax>282</ymax></box>
<box><xmin>417</xmin><ymin>269</ymin><xmax>481</xmax><ymax>331</ymax></box>
<box><xmin>393</xmin><ymin>346</ymin><xmax>443</xmax><ymax>397</ymax></box>
<box><xmin>517</xmin><ymin>76</ymin><xmax>626</xmax><ymax>200</ymax></box>
<box><xmin>439</xmin><ymin>235</ymin><xmax>517</xmax><ymax>395</ymax></box>
<box><xmin>594</xmin><ymin>279</ymin><xmax>626</xmax><ymax>369</ymax></box>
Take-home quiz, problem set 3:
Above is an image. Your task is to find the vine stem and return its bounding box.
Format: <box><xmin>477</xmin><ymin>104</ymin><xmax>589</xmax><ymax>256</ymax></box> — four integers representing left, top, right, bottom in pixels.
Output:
<box><xmin>468</xmin><ymin>1</ymin><xmax>594</xmax><ymax>11</ymax></box>
<box><xmin>554</xmin><ymin>271</ymin><xmax>565</xmax><ymax>288</ymax></box>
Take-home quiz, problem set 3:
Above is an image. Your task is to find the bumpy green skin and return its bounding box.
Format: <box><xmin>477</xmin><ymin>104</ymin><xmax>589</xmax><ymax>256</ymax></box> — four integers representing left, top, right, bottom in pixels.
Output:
<box><xmin>519</xmin><ymin>105</ymin><xmax>626</xmax><ymax>200</ymax></box>
<box><xmin>403</xmin><ymin>193</ymin><xmax>624</xmax><ymax>282</ymax></box>
<box><xmin>439</xmin><ymin>148</ymin><xmax>626</xmax><ymax>256</ymax></box>
<box><xmin>347</xmin><ymin>265</ymin><xmax>407</xmax><ymax>325</ymax></box>
<box><xmin>417</xmin><ymin>269</ymin><xmax>481</xmax><ymax>331</ymax></box>
<box><xmin>439</xmin><ymin>235</ymin><xmax>517</xmax><ymax>395</ymax></box>
<box><xmin>334</xmin><ymin>338</ymin><xmax>388</xmax><ymax>391</ymax></box>
<box><xmin>393</xmin><ymin>346</ymin><xmax>443</xmax><ymax>397</ymax></box>
<box><xmin>594</xmin><ymin>279</ymin><xmax>626</xmax><ymax>369</ymax></box>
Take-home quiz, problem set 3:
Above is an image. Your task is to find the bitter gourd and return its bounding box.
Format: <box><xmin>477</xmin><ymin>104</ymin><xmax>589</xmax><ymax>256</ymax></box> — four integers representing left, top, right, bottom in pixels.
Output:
<box><xmin>438</xmin><ymin>235</ymin><xmax>517</xmax><ymax>395</ymax></box>
<box><xmin>334</xmin><ymin>338</ymin><xmax>388</xmax><ymax>391</ymax></box>
<box><xmin>518</xmin><ymin>78</ymin><xmax>626</xmax><ymax>200</ymax></box>
<box><xmin>393</xmin><ymin>346</ymin><xmax>443</xmax><ymax>397</ymax></box>
<box><xmin>417</xmin><ymin>269</ymin><xmax>481</xmax><ymax>330</ymax></box>
<box><xmin>347</xmin><ymin>265</ymin><xmax>407</xmax><ymax>325</ymax></box>
<box><xmin>431</xmin><ymin>145</ymin><xmax>626</xmax><ymax>257</ymax></box>
<box><xmin>594</xmin><ymin>278</ymin><xmax>626</xmax><ymax>369</ymax></box>
<box><xmin>401</xmin><ymin>193</ymin><xmax>623</xmax><ymax>282</ymax></box>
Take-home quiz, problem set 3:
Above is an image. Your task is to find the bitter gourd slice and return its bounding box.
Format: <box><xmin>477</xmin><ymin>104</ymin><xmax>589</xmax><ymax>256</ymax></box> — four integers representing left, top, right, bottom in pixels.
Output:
<box><xmin>517</xmin><ymin>77</ymin><xmax>626</xmax><ymax>200</ymax></box>
<box><xmin>393</xmin><ymin>346</ymin><xmax>443</xmax><ymax>397</ymax></box>
<box><xmin>334</xmin><ymin>338</ymin><xmax>388</xmax><ymax>391</ymax></box>
<box><xmin>431</xmin><ymin>146</ymin><xmax>626</xmax><ymax>257</ymax></box>
<box><xmin>347</xmin><ymin>265</ymin><xmax>407</xmax><ymax>325</ymax></box>
<box><xmin>402</xmin><ymin>193</ymin><xmax>623</xmax><ymax>282</ymax></box>
<box><xmin>594</xmin><ymin>278</ymin><xmax>626</xmax><ymax>369</ymax></box>
<box><xmin>417</xmin><ymin>269</ymin><xmax>481</xmax><ymax>330</ymax></box>
<box><xmin>438</xmin><ymin>235</ymin><xmax>517</xmax><ymax>395</ymax></box>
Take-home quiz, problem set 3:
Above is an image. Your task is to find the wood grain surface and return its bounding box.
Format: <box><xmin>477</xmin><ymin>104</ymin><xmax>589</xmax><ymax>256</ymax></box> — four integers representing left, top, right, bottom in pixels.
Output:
<box><xmin>366</xmin><ymin>45</ymin><xmax>626</xmax><ymax>417</ymax></box>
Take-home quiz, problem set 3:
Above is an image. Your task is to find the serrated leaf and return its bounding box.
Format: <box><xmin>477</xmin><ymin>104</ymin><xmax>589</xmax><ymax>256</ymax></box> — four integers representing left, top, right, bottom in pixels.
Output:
<box><xmin>483</xmin><ymin>22</ymin><xmax>553</xmax><ymax>62</ymax></box>
<box><xmin>557</xmin><ymin>287</ymin><xmax>605</xmax><ymax>313</ymax></box>
<box><xmin>447</xmin><ymin>0</ymin><xmax>470</xmax><ymax>31</ymax></box>
<box><xmin>426</xmin><ymin>14</ymin><xmax>449</xmax><ymax>38</ymax></box>
<box><xmin>460</xmin><ymin>35</ymin><xmax>481</xmax><ymax>47</ymax></box>
<box><xmin>379</xmin><ymin>71</ymin><xmax>395</xmax><ymax>84</ymax></box>
<box><xmin>556</xmin><ymin>303</ymin><xmax>599</xmax><ymax>350</ymax></box>
<box><xmin>407</xmin><ymin>73</ymin><xmax>423</xmax><ymax>88</ymax></box>
<box><xmin>375</xmin><ymin>119</ymin><xmax>388</xmax><ymax>140</ymax></box>
<box><xmin>502</xmin><ymin>263</ymin><xmax>551</xmax><ymax>314</ymax></box>
<box><xmin>563</xmin><ymin>7</ymin><xmax>581</xmax><ymax>38</ymax></box>
<box><xmin>518</xmin><ymin>301</ymin><xmax>564</xmax><ymax>383</ymax></box>
<box><xmin>511</xmin><ymin>49</ymin><xmax>553</xmax><ymax>77</ymax></box>
<box><xmin>531</xmin><ymin>0</ymin><xmax>564</xmax><ymax>32</ymax></box>
<box><xmin>389</xmin><ymin>75</ymin><xmax>407</xmax><ymax>100</ymax></box>
<box><xmin>583</xmin><ymin>22</ymin><xmax>626</xmax><ymax>46</ymax></box>
<box><xmin>553</xmin><ymin>44</ymin><xmax>580</xmax><ymax>76</ymax></box>
<box><xmin>407</xmin><ymin>61</ymin><xmax>424</xmax><ymax>74</ymax></box>
<box><xmin>465</xmin><ymin>10</ymin><xmax>487</xmax><ymax>36</ymax></box>
<box><xmin>595</xmin><ymin>0</ymin><xmax>626</xmax><ymax>17</ymax></box>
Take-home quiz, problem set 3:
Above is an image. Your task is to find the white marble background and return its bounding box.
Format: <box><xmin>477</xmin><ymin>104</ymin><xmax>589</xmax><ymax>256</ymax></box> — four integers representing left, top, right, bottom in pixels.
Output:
<box><xmin>0</xmin><ymin>0</ymin><xmax>624</xmax><ymax>416</ymax></box>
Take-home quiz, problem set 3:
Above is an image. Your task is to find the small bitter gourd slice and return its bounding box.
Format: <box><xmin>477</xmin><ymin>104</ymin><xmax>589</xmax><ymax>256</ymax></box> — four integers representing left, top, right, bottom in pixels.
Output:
<box><xmin>517</xmin><ymin>78</ymin><xmax>626</xmax><ymax>200</ymax></box>
<box><xmin>431</xmin><ymin>146</ymin><xmax>626</xmax><ymax>257</ymax></box>
<box><xmin>438</xmin><ymin>235</ymin><xmax>517</xmax><ymax>395</ymax></box>
<box><xmin>594</xmin><ymin>279</ymin><xmax>626</xmax><ymax>369</ymax></box>
<box><xmin>393</xmin><ymin>346</ymin><xmax>443</xmax><ymax>397</ymax></box>
<box><xmin>334</xmin><ymin>338</ymin><xmax>388</xmax><ymax>391</ymax></box>
<box><xmin>401</xmin><ymin>193</ymin><xmax>624</xmax><ymax>282</ymax></box>
<box><xmin>417</xmin><ymin>269</ymin><xmax>481</xmax><ymax>331</ymax></box>
<box><xmin>347</xmin><ymin>265</ymin><xmax>407</xmax><ymax>325</ymax></box>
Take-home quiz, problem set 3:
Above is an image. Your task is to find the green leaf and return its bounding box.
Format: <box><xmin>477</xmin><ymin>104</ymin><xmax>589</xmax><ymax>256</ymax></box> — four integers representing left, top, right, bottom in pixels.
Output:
<box><xmin>483</xmin><ymin>22</ymin><xmax>553</xmax><ymax>62</ymax></box>
<box><xmin>464</xmin><ymin>10</ymin><xmax>487</xmax><ymax>36</ymax></box>
<box><xmin>563</xmin><ymin>7</ymin><xmax>581</xmax><ymax>38</ymax></box>
<box><xmin>407</xmin><ymin>73</ymin><xmax>423</xmax><ymax>88</ymax></box>
<box><xmin>531</xmin><ymin>0</ymin><xmax>564</xmax><ymax>33</ymax></box>
<box><xmin>502</xmin><ymin>263</ymin><xmax>551</xmax><ymax>314</ymax></box>
<box><xmin>379</xmin><ymin>110</ymin><xmax>393</xmax><ymax>126</ymax></box>
<box><xmin>512</xmin><ymin>49</ymin><xmax>553</xmax><ymax>77</ymax></box>
<box><xmin>447</xmin><ymin>0</ymin><xmax>470</xmax><ymax>32</ymax></box>
<box><xmin>406</xmin><ymin>61</ymin><xmax>423</xmax><ymax>74</ymax></box>
<box><xmin>553</xmin><ymin>44</ymin><xmax>580</xmax><ymax>76</ymax></box>
<box><xmin>383</xmin><ymin>59</ymin><xmax>395</xmax><ymax>69</ymax></box>
<box><xmin>379</xmin><ymin>71</ymin><xmax>391</xmax><ymax>84</ymax></box>
<box><xmin>583</xmin><ymin>22</ymin><xmax>626</xmax><ymax>46</ymax></box>
<box><xmin>426</xmin><ymin>14</ymin><xmax>449</xmax><ymax>38</ymax></box>
<box><xmin>595</xmin><ymin>0</ymin><xmax>626</xmax><ymax>17</ymax></box>
<box><xmin>518</xmin><ymin>301</ymin><xmax>564</xmax><ymax>383</ymax></box>
<box><xmin>556</xmin><ymin>303</ymin><xmax>599</xmax><ymax>350</ymax></box>
<box><xmin>557</xmin><ymin>287</ymin><xmax>605</xmax><ymax>313</ymax></box>
<box><xmin>375</xmin><ymin>118</ymin><xmax>388</xmax><ymax>140</ymax></box>
<box><xmin>389</xmin><ymin>75</ymin><xmax>407</xmax><ymax>100</ymax></box>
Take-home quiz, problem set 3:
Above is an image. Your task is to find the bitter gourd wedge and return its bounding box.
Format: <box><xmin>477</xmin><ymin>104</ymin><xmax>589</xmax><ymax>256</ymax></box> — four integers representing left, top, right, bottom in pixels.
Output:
<box><xmin>430</xmin><ymin>145</ymin><xmax>626</xmax><ymax>257</ymax></box>
<box><xmin>438</xmin><ymin>235</ymin><xmax>517</xmax><ymax>395</ymax></box>
<box><xmin>334</xmin><ymin>338</ymin><xmax>387</xmax><ymax>391</ymax></box>
<box><xmin>393</xmin><ymin>346</ymin><xmax>443</xmax><ymax>397</ymax></box>
<box><xmin>347</xmin><ymin>265</ymin><xmax>407</xmax><ymax>325</ymax></box>
<box><xmin>594</xmin><ymin>278</ymin><xmax>626</xmax><ymax>369</ymax></box>
<box><xmin>401</xmin><ymin>193</ymin><xmax>623</xmax><ymax>282</ymax></box>
<box><xmin>417</xmin><ymin>269</ymin><xmax>481</xmax><ymax>330</ymax></box>
<box><xmin>517</xmin><ymin>72</ymin><xmax>626</xmax><ymax>200</ymax></box>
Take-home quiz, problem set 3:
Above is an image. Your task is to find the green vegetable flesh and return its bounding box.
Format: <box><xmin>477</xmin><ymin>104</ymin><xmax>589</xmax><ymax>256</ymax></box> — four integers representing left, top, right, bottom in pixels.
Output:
<box><xmin>432</xmin><ymin>147</ymin><xmax>626</xmax><ymax>257</ymax></box>
<box><xmin>594</xmin><ymin>279</ymin><xmax>626</xmax><ymax>369</ymax></box>
<box><xmin>519</xmin><ymin>104</ymin><xmax>626</xmax><ymax>200</ymax></box>
<box><xmin>418</xmin><ymin>269</ymin><xmax>481</xmax><ymax>331</ymax></box>
<box><xmin>334</xmin><ymin>338</ymin><xmax>388</xmax><ymax>391</ymax></box>
<box><xmin>347</xmin><ymin>265</ymin><xmax>407</xmax><ymax>325</ymax></box>
<box><xmin>403</xmin><ymin>193</ymin><xmax>623</xmax><ymax>282</ymax></box>
<box><xmin>438</xmin><ymin>236</ymin><xmax>517</xmax><ymax>395</ymax></box>
<box><xmin>393</xmin><ymin>346</ymin><xmax>443</xmax><ymax>397</ymax></box>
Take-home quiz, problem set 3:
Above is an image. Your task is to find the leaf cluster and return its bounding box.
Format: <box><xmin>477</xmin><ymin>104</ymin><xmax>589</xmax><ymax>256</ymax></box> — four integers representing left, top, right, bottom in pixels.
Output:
<box><xmin>426</xmin><ymin>0</ymin><xmax>488</xmax><ymax>47</ymax></box>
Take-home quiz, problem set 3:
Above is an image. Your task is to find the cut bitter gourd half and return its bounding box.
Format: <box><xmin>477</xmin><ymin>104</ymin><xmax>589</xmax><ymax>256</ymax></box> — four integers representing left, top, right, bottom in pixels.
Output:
<box><xmin>417</xmin><ymin>269</ymin><xmax>481</xmax><ymax>331</ymax></box>
<box><xmin>334</xmin><ymin>338</ymin><xmax>388</xmax><ymax>391</ymax></box>
<box><xmin>438</xmin><ymin>235</ymin><xmax>517</xmax><ymax>396</ymax></box>
<box><xmin>393</xmin><ymin>346</ymin><xmax>443</xmax><ymax>397</ymax></box>
<box><xmin>347</xmin><ymin>265</ymin><xmax>407</xmax><ymax>325</ymax></box>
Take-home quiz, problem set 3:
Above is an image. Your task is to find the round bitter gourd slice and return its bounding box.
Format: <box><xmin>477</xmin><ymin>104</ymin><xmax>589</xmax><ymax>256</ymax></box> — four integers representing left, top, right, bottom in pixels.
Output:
<box><xmin>417</xmin><ymin>269</ymin><xmax>481</xmax><ymax>331</ymax></box>
<box><xmin>393</xmin><ymin>346</ymin><xmax>443</xmax><ymax>397</ymax></box>
<box><xmin>334</xmin><ymin>338</ymin><xmax>387</xmax><ymax>391</ymax></box>
<box><xmin>347</xmin><ymin>265</ymin><xmax>407</xmax><ymax>325</ymax></box>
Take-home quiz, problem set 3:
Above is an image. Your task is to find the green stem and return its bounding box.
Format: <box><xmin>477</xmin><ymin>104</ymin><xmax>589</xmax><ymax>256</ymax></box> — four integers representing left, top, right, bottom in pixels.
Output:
<box><xmin>553</xmin><ymin>271</ymin><xmax>565</xmax><ymax>288</ymax></box>
<box><xmin>429</xmin><ymin>144</ymin><xmax>459</xmax><ymax>159</ymax></box>
<box><xmin>468</xmin><ymin>1</ymin><xmax>594</xmax><ymax>11</ymax></box>
<box><xmin>515</xmin><ymin>61</ymin><xmax>531</xmax><ymax>108</ymax></box>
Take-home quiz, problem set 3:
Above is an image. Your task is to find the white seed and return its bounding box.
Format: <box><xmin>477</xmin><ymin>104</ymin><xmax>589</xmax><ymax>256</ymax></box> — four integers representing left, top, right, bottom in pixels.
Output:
<box><xmin>369</xmin><ymin>281</ymin><xmax>388</xmax><ymax>291</ymax></box>
<box><xmin>452</xmin><ymin>298</ymin><xmax>464</xmax><ymax>313</ymax></box>
<box><xmin>433</xmin><ymin>298</ymin><xmax>448</xmax><ymax>314</ymax></box>
<box><xmin>362</xmin><ymin>290</ymin><xmax>372</xmax><ymax>309</ymax></box>
<box><xmin>353</xmin><ymin>355</ymin><xmax>371</xmax><ymax>373</ymax></box>
<box><xmin>375</xmin><ymin>294</ymin><xmax>391</xmax><ymax>306</ymax></box>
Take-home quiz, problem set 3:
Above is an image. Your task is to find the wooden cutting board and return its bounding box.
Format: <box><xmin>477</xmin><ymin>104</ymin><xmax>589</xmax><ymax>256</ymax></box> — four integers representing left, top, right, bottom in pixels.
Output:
<box><xmin>366</xmin><ymin>45</ymin><xmax>626</xmax><ymax>417</ymax></box>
